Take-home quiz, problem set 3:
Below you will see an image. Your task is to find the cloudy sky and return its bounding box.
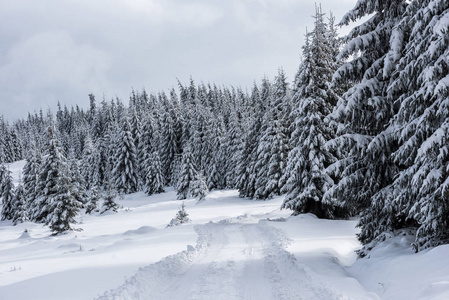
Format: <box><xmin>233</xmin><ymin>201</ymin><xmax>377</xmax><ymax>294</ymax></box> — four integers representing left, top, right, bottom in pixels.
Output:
<box><xmin>0</xmin><ymin>0</ymin><xmax>356</xmax><ymax>121</ymax></box>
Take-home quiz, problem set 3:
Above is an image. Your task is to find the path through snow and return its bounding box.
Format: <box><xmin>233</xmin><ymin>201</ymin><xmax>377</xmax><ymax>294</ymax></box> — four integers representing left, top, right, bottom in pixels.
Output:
<box><xmin>98</xmin><ymin>215</ymin><xmax>345</xmax><ymax>300</ymax></box>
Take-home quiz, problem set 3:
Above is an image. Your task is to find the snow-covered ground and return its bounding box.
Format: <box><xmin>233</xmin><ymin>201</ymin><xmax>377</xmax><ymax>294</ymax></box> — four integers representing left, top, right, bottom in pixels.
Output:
<box><xmin>1</xmin><ymin>160</ymin><xmax>449</xmax><ymax>299</ymax></box>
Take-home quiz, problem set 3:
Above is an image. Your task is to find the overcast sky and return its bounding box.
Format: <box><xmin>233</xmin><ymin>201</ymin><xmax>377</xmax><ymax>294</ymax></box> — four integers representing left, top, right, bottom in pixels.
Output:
<box><xmin>0</xmin><ymin>0</ymin><xmax>356</xmax><ymax>121</ymax></box>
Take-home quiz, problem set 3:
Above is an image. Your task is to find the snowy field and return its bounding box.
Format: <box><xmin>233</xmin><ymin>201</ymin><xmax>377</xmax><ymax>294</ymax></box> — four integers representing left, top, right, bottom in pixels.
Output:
<box><xmin>1</xmin><ymin>161</ymin><xmax>449</xmax><ymax>299</ymax></box>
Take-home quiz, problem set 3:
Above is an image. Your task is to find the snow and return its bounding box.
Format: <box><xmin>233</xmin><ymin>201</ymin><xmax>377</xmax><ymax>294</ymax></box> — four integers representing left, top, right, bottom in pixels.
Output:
<box><xmin>433</xmin><ymin>9</ymin><xmax>449</xmax><ymax>36</ymax></box>
<box><xmin>1</xmin><ymin>161</ymin><xmax>449</xmax><ymax>299</ymax></box>
<box><xmin>348</xmin><ymin>234</ymin><xmax>449</xmax><ymax>300</ymax></box>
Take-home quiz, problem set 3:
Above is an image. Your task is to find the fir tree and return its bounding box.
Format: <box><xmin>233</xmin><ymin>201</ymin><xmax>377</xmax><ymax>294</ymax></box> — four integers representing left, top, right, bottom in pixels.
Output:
<box><xmin>138</xmin><ymin>115</ymin><xmax>155</xmax><ymax>174</ymax></box>
<box><xmin>190</xmin><ymin>171</ymin><xmax>208</xmax><ymax>201</ymax></box>
<box><xmin>90</xmin><ymin>136</ymin><xmax>109</xmax><ymax>189</ymax></box>
<box><xmin>35</xmin><ymin>126</ymin><xmax>83</xmax><ymax>233</ymax></box>
<box><xmin>167</xmin><ymin>202</ymin><xmax>190</xmax><ymax>227</ymax></box>
<box><xmin>143</xmin><ymin>151</ymin><xmax>165</xmax><ymax>195</ymax></box>
<box><xmin>101</xmin><ymin>170</ymin><xmax>119</xmax><ymax>214</ymax></box>
<box><xmin>329</xmin><ymin>0</ymin><xmax>407</xmax><ymax>217</ymax></box>
<box><xmin>85</xmin><ymin>187</ymin><xmax>100</xmax><ymax>214</ymax></box>
<box><xmin>0</xmin><ymin>167</ymin><xmax>15</xmax><ymax>221</ymax></box>
<box><xmin>207</xmin><ymin>116</ymin><xmax>226</xmax><ymax>190</ymax></box>
<box><xmin>254</xmin><ymin>69</ymin><xmax>289</xmax><ymax>199</ymax></box>
<box><xmin>112</xmin><ymin>118</ymin><xmax>139</xmax><ymax>194</ymax></box>
<box><xmin>282</xmin><ymin>7</ymin><xmax>340</xmax><ymax>218</ymax></box>
<box><xmin>12</xmin><ymin>183</ymin><xmax>28</xmax><ymax>225</ymax></box>
<box><xmin>69</xmin><ymin>156</ymin><xmax>89</xmax><ymax>206</ymax></box>
<box><xmin>176</xmin><ymin>144</ymin><xmax>200</xmax><ymax>200</ymax></box>
<box><xmin>80</xmin><ymin>134</ymin><xmax>94</xmax><ymax>190</ymax></box>
<box><xmin>159</xmin><ymin>104</ymin><xmax>178</xmax><ymax>184</ymax></box>
<box><xmin>225</xmin><ymin>108</ymin><xmax>244</xmax><ymax>189</ymax></box>
<box><xmin>358</xmin><ymin>0</ymin><xmax>449</xmax><ymax>251</ymax></box>
<box><xmin>0</xmin><ymin>162</ymin><xmax>8</xmax><ymax>197</ymax></box>
<box><xmin>46</xmin><ymin>165</ymin><xmax>84</xmax><ymax>234</ymax></box>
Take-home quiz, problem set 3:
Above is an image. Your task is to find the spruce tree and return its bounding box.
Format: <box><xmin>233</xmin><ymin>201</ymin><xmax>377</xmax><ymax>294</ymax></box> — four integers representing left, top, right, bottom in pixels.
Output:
<box><xmin>0</xmin><ymin>162</ymin><xmax>8</xmax><ymax>197</ymax></box>
<box><xmin>190</xmin><ymin>171</ymin><xmax>209</xmax><ymax>201</ymax></box>
<box><xmin>167</xmin><ymin>202</ymin><xmax>190</xmax><ymax>227</ymax></box>
<box><xmin>46</xmin><ymin>164</ymin><xmax>84</xmax><ymax>234</ymax></box>
<box><xmin>225</xmin><ymin>108</ymin><xmax>244</xmax><ymax>189</ymax></box>
<box><xmin>69</xmin><ymin>157</ymin><xmax>89</xmax><ymax>206</ymax></box>
<box><xmin>328</xmin><ymin>0</ymin><xmax>407</xmax><ymax>217</ymax></box>
<box><xmin>254</xmin><ymin>69</ymin><xmax>289</xmax><ymax>199</ymax></box>
<box><xmin>35</xmin><ymin>126</ymin><xmax>83</xmax><ymax>233</ymax></box>
<box><xmin>401</xmin><ymin>0</ymin><xmax>449</xmax><ymax>251</ymax></box>
<box><xmin>90</xmin><ymin>136</ymin><xmax>109</xmax><ymax>189</ymax></box>
<box><xmin>143</xmin><ymin>151</ymin><xmax>165</xmax><ymax>195</ymax></box>
<box><xmin>159</xmin><ymin>105</ymin><xmax>178</xmax><ymax>184</ymax></box>
<box><xmin>176</xmin><ymin>144</ymin><xmax>200</xmax><ymax>200</ymax></box>
<box><xmin>138</xmin><ymin>114</ymin><xmax>155</xmax><ymax>177</ymax></box>
<box><xmin>12</xmin><ymin>183</ymin><xmax>28</xmax><ymax>225</ymax></box>
<box><xmin>238</xmin><ymin>80</ymin><xmax>270</xmax><ymax>198</ymax></box>
<box><xmin>235</xmin><ymin>84</ymin><xmax>259</xmax><ymax>198</ymax></box>
<box><xmin>207</xmin><ymin>117</ymin><xmax>226</xmax><ymax>190</ymax></box>
<box><xmin>0</xmin><ymin>167</ymin><xmax>15</xmax><ymax>221</ymax></box>
<box><xmin>85</xmin><ymin>187</ymin><xmax>100</xmax><ymax>214</ymax></box>
<box><xmin>80</xmin><ymin>135</ymin><xmax>94</xmax><ymax>190</ymax></box>
<box><xmin>112</xmin><ymin>117</ymin><xmax>139</xmax><ymax>194</ymax></box>
<box><xmin>101</xmin><ymin>170</ymin><xmax>119</xmax><ymax>214</ymax></box>
<box><xmin>358</xmin><ymin>0</ymin><xmax>449</xmax><ymax>251</ymax></box>
<box><xmin>282</xmin><ymin>7</ymin><xmax>340</xmax><ymax>218</ymax></box>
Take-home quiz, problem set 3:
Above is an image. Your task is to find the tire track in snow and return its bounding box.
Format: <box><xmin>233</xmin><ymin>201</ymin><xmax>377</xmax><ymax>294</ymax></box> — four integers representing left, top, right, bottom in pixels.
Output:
<box><xmin>96</xmin><ymin>218</ymin><xmax>346</xmax><ymax>300</ymax></box>
<box><xmin>255</xmin><ymin>220</ymin><xmax>344</xmax><ymax>300</ymax></box>
<box><xmin>241</xmin><ymin>224</ymin><xmax>273</xmax><ymax>299</ymax></box>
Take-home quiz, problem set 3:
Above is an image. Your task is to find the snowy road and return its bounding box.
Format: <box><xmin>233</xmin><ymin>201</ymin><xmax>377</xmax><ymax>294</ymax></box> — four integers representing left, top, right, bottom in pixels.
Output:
<box><xmin>98</xmin><ymin>216</ymin><xmax>344</xmax><ymax>300</ymax></box>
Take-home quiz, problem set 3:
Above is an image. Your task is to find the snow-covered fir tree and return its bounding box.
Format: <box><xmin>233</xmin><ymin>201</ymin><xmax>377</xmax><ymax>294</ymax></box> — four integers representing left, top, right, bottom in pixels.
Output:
<box><xmin>143</xmin><ymin>151</ymin><xmax>165</xmax><ymax>195</ymax></box>
<box><xmin>80</xmin><ymin>134</ymin><xmax>94</xmax><ymax>190</ymax></box>
<box><xmin>85</xmin><ymin>187</ymin><xmax>100</xmax><ymax>214</ymax></box>
<box><xmin>237</xmin><ymin>79</ymin><xmax>271</xmax><ymax>198</ymax></box>
<box><xmin>0</xmin><ymin>119</ymin><xmax>23</xmax><ymax>163</ymax></box>
<box><xmin>358</xmin><ymin>0</ymin><xmax>449</xmax><ymax>252</ymax></box>
<box><xmin>112</xmin><ymin>117</ymin><xmax>139</xmax><ymax>194</ymax></box>
<box><xmin>328</xmin><ymin>0</ymin><xmax>407</xmax><ymax>217</ymax></box>
<box><xmin>69</xmin><ymin>156</ymin><xmax>89</xmax><ymax>206</ymax></box>
<box><xmin>282</xmin><ymin>6</ymin><xmax>340</xmax><ymax>218</ymax></box>
<box><xmin>0</xmin><ymin>166</ymin><xmax>15</xmax><ymax>221</ymax></box>
<box><xmin>12</xmin><ymin>183</ymin><xmax>28</xmax><ymax>225</ymax></box>
<box><xmin>176</xmin><ymin>143</ymin><xmax>201</xmax><ymax>200</ymax></box>
<box><xmin>254</xmin><ymin>69</ymin><xmax>289</xmax><ymax>199</ymax></box>
<box><xmin>35</xmin><ymin>126</ymin><xmax>83</xmax><ymax>233</ymax></box>
<box><xmin>90</xmin><ymin>135</ymin><xmax>110</xmax><ymax>189</ymax></box>
<box><xmin>206</xmin><ymin>116</ymin><xmax>225</xmax><ymax>191</ymax></box>
<box><xmin>46</xmin><ymin>167</ymin><xmax>84</xmax><ymax>234</ymax></box>
<box><xmin>0</xmin><ymin>162</ymin><xmax>8</xmax><ymax>198</ymax></box>
<box><xmin>138</xmin><ymin>113</ymin><xmax>158</xmax><ymax>182</ymax></box>
<box><xmin>190</xmin><ymin>171</ymin><xmax>208</xmax><ymax>201</ymax></box>
<box><xmin>101</xmin><ymin>168</ymin><xmax>119</xmax><ymax>214</ymax></box>
<box><xmin>225</xmin><ymin>107</ymin><xmax>244</xmax><ymax>189</ymax></box>
<box><xmin>167</xmin><ymin>202</ymin><xmax>190</xmax><ymax>227</ymax></box>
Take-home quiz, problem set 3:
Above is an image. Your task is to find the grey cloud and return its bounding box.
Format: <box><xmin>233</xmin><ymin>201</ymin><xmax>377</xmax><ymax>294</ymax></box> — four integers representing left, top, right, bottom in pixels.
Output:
<box><xmin>0</xmin><ymin>0</ymin><xmax>355</xmax><ymax>120</ymax></box>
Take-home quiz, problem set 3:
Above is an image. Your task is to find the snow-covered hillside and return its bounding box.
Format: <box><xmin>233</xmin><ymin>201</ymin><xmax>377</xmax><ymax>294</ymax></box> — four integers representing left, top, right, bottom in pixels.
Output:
<box><xmin>1</xmin><ymin>161</ymin><xmax>449</xmax><ymax>299</ymax></box>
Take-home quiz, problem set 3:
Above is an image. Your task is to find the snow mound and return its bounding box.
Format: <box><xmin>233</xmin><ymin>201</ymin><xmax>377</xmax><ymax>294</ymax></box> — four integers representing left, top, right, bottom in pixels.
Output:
<box><xmin>348</xmin><ymin>235</ymin><xmax>449</xmax><ymax>300</ymax></box>
<box><xmin>18</xmin><ymin>230</ymin><xmax>31</xmax><ymax>239</ymax></box>
<box><xmin>123</xmin><ymin>226</ymin><xmax>157</xmax><ymax>236</ymax></box>
<box><xmin>96</xmin><ymin>225</ymin><xmax>211</xmax><ymax>300</ymax></box>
